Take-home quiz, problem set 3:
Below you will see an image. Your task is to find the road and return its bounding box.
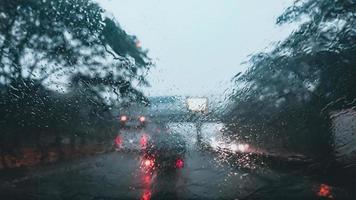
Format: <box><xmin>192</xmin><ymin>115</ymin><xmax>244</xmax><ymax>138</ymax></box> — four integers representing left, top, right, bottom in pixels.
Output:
<box><xmin>0</xmin><ymin>123</ymin><xmax>352</xmax><ymax>199</ymax></box>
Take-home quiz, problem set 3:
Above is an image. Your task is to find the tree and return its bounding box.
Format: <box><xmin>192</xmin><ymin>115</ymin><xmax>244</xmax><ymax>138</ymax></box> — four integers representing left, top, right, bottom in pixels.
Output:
<box><xmin>226</xmin><ymin>0</ymin><xmax>356</xmax><ymax>157</ymax></box>
<box><xmin>0</xmin><ymin>0</ymin><xmax>151</xmax><ymax>162</ymax></box>
<box><xmin>0</xmin><ymin>0</ymin><xmax>150</xmax><ymax>101</ymax></box>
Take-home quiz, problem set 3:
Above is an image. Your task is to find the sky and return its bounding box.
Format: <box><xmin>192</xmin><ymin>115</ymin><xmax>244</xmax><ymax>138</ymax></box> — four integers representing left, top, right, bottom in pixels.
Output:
<box><xmin>96</xmin><ymin>0</ymin><xmax>296</xmax><ymax>98</ymax></box>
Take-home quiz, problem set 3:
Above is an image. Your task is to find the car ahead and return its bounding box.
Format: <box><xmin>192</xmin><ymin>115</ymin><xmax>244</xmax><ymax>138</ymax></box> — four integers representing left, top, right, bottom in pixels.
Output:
<box><xmin>118</xmin><ymin>114</ymin><xmax>147</xmax><ymax>129</ymax></box>
<box><xmin>114</xmin><ymin>129</ymin><xmax>150</xmax><ymax>152</ymax></box>
<box><xmin>141</xmin><ymin>129</ymin><xmax>186</xmax><ymax>171</ymax></box>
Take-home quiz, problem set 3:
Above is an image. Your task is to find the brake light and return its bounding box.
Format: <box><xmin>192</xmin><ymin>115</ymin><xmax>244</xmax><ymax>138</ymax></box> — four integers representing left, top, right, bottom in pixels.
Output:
<box><xmin>144</xmin><ymin>160</ymin><xmax>152</xmax><ymax>167</ymax></box>
<box><xmin>143</xmin><ymin>158</ymin><xmax>154</xmax><ymax>168</ymax></box>
<box><xmin>120</xmin><ymin>115</ymin><xmax>128</xmax><ymax>122</ymax></box>
<box><xmin>175</xmin><ymin>158</ymin><xmax>184</xmax><ymax>168</ymax></box>
<box><xmin>139</xmin><ymin>116</ymin><xmax>146</xmax><ymax>122</ymax></box>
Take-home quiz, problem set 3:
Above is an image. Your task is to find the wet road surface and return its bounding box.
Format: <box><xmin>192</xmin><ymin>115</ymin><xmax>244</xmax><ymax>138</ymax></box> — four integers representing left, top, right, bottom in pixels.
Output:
<box><xmin>0</xmin><ymin>149</ymin><xmax>337</xmax><ymax>200</ymax></box>
<box><xmin>0</xmin><ymin>123</ymin><xmax>353</xmax><ymax>199</ymax></box>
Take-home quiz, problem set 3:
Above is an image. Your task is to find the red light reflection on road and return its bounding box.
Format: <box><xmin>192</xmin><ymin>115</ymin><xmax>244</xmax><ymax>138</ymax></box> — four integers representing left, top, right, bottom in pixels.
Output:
<box><xmin>317</xmin><ymin>184</ymin><xmax>333</xmax><ymax>199</ymax></box>
<box><xmin>141</xmin><ymin>190</ymin><xmax>151</xmax><ymax>200</ymax></box>
<box><xmin>140</xmin><ymin>155</ymin><xmax>153</xmax><ymax>200</ymax></box>
<box><xmin>143</xmin><ymin>175</ymin><xmax>151</xmax><ymax>185</ymax></box>
<box><xmin>140</xmin><ymin>156</ymin><xmax>155</xmax><ymax>172</ymax></box>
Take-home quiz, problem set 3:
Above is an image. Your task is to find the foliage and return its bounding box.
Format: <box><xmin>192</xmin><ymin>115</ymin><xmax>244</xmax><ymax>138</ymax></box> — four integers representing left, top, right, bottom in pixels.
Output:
<box><xmin>0</xmin><ymin>0</ymin><xmax>151</xmax><ymax>155</ymax></box>
<box><xmin>226</xmin><ymin>0</ymin><xmax>356</xmax><ymax>156</ymax></box>
<box><xmin>0</xmin><ymin>0</ymin><xmax>150</xmax><ymax>99</ymax></box>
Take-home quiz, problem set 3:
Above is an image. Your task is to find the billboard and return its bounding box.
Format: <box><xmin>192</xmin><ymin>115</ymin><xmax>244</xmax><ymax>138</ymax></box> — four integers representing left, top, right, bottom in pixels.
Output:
<box><xmin>186</xmin><ymin>97</ymin><xmax>208</xmax><ymax>113</ymax></box>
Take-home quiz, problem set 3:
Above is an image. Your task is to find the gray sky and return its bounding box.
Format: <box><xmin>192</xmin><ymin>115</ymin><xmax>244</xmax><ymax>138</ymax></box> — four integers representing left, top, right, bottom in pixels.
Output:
<box><xmin>97</xmin><ymin>0</ymin><xmax>295</xmax><ymax>97</ymax></box>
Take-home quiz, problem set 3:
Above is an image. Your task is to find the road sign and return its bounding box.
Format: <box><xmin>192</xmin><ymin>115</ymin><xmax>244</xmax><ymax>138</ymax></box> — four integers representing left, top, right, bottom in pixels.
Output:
<box><xmin>186</xmin><ymin>97</ymin><xmax>208</xmax><ymax>113</ymax></box>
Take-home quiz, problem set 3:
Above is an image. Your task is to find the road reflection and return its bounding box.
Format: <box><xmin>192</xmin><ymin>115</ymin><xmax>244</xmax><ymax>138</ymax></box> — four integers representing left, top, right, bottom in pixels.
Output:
<box><xmin>141</xmin><ymin>190</ymin><xmax>152</xmax><ymax>200</ymax></box>
<box><xmin>140</xmin><ymin>171</ymin><xmax>152</xmax><ymax>200</ymax></box>
<box><xmin>139</xmin><ymin>149</ymin><xmax>154</xmax><ymax>200</ymax></box>
<box><xmin>138</xmin><ymin>151</ymin><xmax>185</xmax><ymax>199</ymax></box>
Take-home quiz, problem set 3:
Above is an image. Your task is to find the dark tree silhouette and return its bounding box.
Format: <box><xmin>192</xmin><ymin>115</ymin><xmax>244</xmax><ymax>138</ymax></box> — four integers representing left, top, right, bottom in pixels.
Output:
<box><xmin>0</xmin><ymin>0</ymin><xmax>151</xmax><ymax>163</ymax></box>
<box><xmin>226</xmin><ymin>0</ymin><xmax>356</xmax><ymax>157</ymax></box>
<box><xmin>0</xmin><ymin>0</ymin><xmax>150</xmax><ymax>96</ymax></box>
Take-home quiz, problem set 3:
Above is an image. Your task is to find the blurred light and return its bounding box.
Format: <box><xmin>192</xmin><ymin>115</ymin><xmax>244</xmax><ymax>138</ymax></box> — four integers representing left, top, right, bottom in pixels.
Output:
<box><xmin>144</xmin><ymin>160</ymin><xmax>151</xmax><ymax>166</ymax></box>
<box><xmin>115</xmin><ymin>135</ymin><xmax>122</xmax><ymax>146</ymax></box>
<box><xmin>139</xmin><ymin>116</ymin><xmax>146</xmax><ymax>122</ymax></box>
<box><xmin>142</xmin><ymin>174</ymin><xmax>151</xmax><ymax>185</ymax></box>
<box><xmin>230</xmin><ymin>144</ymin><xmax>238</xmax><ymax>152</ymax></box>
<box><xmin>140</xmin><ymin>134</ymin><xmax>148</xmax><ymax>147</ymax></box>
<box><xmin>175</xmin><ymin>158</ymin><xmax>184</xmax><ymax>168</ymax></box>
<box><xmin>317</xmin><ymin>184</ymin><xmax>333</xmax><ymax>198</ymax></box>
<box><xmin>141</xmin><ymin>190</ymin><xmax>151</xmax><ymax>200</ymax></box>
<box><xmin>120</xmin><ymin>115</ymin><xmax>128</xmax><ymax>122</ymax></box>
<box><xmin>143</xmin><ymin>158</ymin><xmax>154</xmax><ymax>169</ymax></box>
<box><xmin>237</xmin><ymin>144</ymin><xmax>249</xmax><ymax>152</ymax></box>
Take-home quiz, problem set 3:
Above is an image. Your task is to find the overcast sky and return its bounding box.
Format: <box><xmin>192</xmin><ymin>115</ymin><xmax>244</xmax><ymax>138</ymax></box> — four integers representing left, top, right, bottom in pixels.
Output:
<box><xmin>96</xmin><ymin>0</ymin><xmax>296</xmax><ymax>98</ymax></box>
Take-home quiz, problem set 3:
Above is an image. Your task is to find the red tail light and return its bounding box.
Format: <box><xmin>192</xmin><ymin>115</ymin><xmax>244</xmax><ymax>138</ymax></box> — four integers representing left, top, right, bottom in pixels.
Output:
<box><xmin>175</xmin><ymin>158</ymin><xmax>184</xmax><ymax>168</ymax></box>
<box><xmin>142</xmin><ymin>158</ymin><xmax>154</xmax><ymax>169</ymax></box>
<box><xmin>144</xmin><ymin>159</ymin><xmax>152</xmax><ymax>167</ymax></box>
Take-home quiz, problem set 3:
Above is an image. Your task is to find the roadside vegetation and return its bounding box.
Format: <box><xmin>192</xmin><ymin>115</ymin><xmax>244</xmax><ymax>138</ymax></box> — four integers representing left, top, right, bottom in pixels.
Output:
<box><xmin>226</xmin><ymin>0</ymin><xmax>356</xmax><ymax>158</ymax></box>
<box><xmin>0</xmin><ymin>0</ymin><xmax>151</xmax><ymax>168</ymax></box>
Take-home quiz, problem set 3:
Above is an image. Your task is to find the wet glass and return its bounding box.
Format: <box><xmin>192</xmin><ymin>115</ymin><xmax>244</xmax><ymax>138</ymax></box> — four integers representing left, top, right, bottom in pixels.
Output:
<box><xmin>1</xmin><ymin>0</ymin><xmax>356</xmax><ymax>199</ymax></box>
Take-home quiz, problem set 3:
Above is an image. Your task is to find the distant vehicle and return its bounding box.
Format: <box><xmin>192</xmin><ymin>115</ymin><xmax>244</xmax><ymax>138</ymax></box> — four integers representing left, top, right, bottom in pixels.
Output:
<box><xmin>116</xmin><ymin>101</ymin><xmax>149</xmax><ymax>129</ymax></box>
<box><xmin>118</xmin><ymin>114</ymin><xmax>147</xmax><ymax>129</ymax></box>
<box><xmin>115</xmin><ymin>112</ymin><xmax>150</xmax><ymax>151</ymax></box>
<box><xmin>114</xmin><ymin>119</ymin><xmax>154</xmax><ymax>151</ymax></box>
<box><xmin>141</xmin><ymin>130</ymin><xmax>186</xmax><ymax>170</ymax></box>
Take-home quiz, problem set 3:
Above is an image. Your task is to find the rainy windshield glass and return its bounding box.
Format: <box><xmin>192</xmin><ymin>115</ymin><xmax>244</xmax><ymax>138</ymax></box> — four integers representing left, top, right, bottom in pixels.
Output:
<box><xmin>1</xmin><ymin>0</ymin><xmax>356</xmax><ymax>199</ymax></box>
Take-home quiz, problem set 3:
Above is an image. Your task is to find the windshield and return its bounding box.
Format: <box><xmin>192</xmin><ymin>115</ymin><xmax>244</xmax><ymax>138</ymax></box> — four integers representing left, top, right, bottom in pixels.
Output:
<box><xmin>1</xmin><ymin>0</ymin><xmax>355</xmax><ymax>199</ymax></box>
